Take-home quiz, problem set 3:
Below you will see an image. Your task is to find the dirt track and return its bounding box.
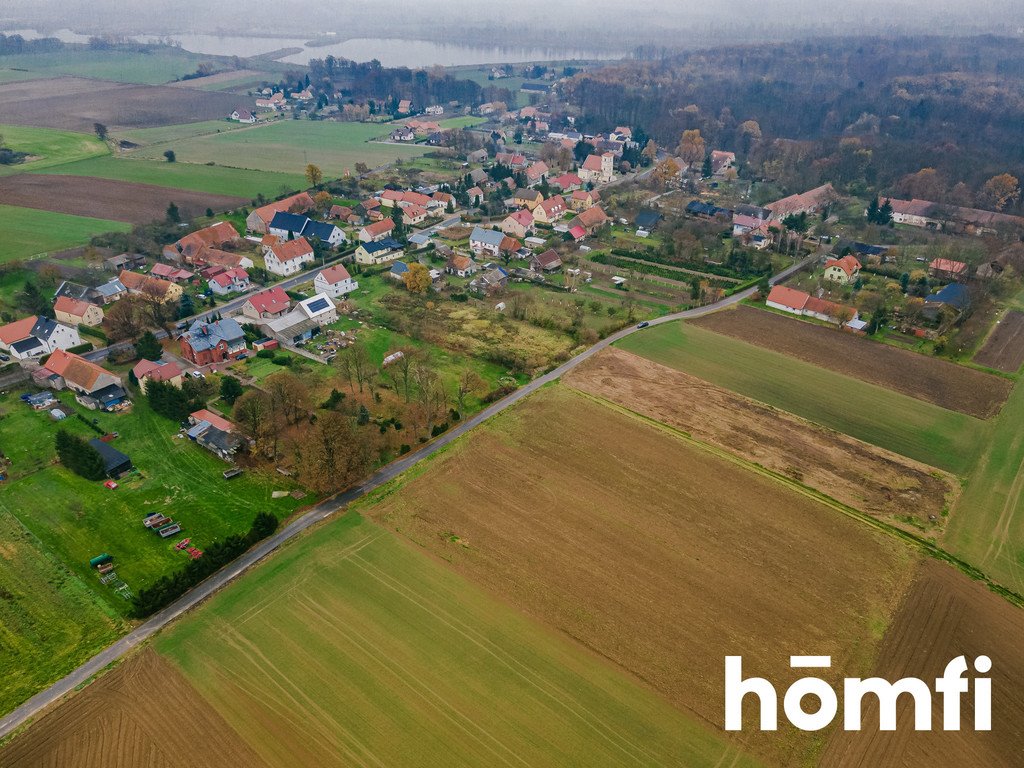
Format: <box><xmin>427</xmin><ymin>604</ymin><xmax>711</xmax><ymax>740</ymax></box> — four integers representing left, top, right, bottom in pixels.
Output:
<box><xmin>0</xmin><ymin>77</ymin><xmax>253</xmax><ymax>132</ymax></box>
<box><xmin>973</xmin><ymin>309</ymin><xmax>1024</xmax><ymax>373</ymax></box>
<box><xmin>565</xmin><ymin>347</ymin><xmax>957</xmax><ymax>528</ymax></box>
<box><xmin>0</xmin><ymin>174</ymin><xmax>246</xmax><ymax>223</ymax></box>
<box><xmin>0</xmin><ymin>648</ymin><xmax>267</xmax><ymax>768</ymax></box>
<box><xmin>693</xmin><ymin>305</ymin><xmax>1011</xmax><ymax>418</ymax></box>
<box><xmin>821</xmin><ymin>559</ymin><xmax>1024</xmax><ymax>768</ymax></box>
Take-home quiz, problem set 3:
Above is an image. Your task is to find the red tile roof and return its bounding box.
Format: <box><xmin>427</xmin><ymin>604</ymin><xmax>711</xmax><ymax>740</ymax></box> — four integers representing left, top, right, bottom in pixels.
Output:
<box><xmin>318</xmin><ymin>264</ymin><xmax>352</xmax><ymax>284</ymax></box>
<box><xmin>268</xmin><ymin>237</ymin><xmax>313</xmax><ymax>264</ymax></box>
<box><xmin>363</xmin><ymin>219</ymin><xmax>395</xmax><ymax>237</ymax></box>
<box><xmin>929</xmin><ymin>258</ymin><xmax>967</xmax><ymax>275</ymax></box>
<box><xmin>246</xmin><ymin>286</ymin><xmax>291</xmax><ymax>315</ymax></box>
<box><xmin>191</xmin><ymin>409</ymin><xmax>234</xmax><ymax>433</ymax></box>
<box><xmin>43</xmin><ymin>349</ymin><xmax>114</xmax><ymax>390</ymax></box>
<box><xmin>251</xmin><ymin>193</ymin><xmax>316</xmax><ymax>225</ymax></box>
<box><xmin>0</xmin><ymin>315</ymin><xmax>37</xmax><ymax>345</ymax></box>
<box><xmin>766</xmin><ymin>285</ymin><xmax>810</xmax><ymax>311</ymax></box>
<box><xmin>824</xmin><ymin>255</ymin><xmax>862</xmax><ymax>277</ymax></box>
<box><xmin>54</xmin><ymin>296</ymin><xmax>94</xmax><ymax>318</ymax></box>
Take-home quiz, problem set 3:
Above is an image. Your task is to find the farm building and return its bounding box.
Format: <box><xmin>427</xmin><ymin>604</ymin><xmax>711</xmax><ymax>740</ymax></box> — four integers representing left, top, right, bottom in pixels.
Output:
<box><xmin>765</xmin><ymin>184</ymin><xmax>837</xmax><ymax>221</ymax></box>
<box><xmin>924</xmin><ymin>284</ymin><xmax>971</xmax><ymax>319</ymax></box>
<box><xmin>930</xmin><ymin>258</ymin><xmax>969</xmax><ymax>281</ymax></box>
<box><xmin>89</xmin><ymin>439</ymin><xmax>133</xmax><ymax>478</ymax></box>
<box><xmin>531</xmin><ymin>250</ymin><xmax>563</xmax><ymax>272</ymax></box>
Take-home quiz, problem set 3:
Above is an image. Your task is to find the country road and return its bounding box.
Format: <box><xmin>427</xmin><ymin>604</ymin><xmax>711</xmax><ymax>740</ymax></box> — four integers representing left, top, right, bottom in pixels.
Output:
<box><xmin>0</xmin><ymin>252</ymin><xmax>818</xmax><ymax>742</ymax></box>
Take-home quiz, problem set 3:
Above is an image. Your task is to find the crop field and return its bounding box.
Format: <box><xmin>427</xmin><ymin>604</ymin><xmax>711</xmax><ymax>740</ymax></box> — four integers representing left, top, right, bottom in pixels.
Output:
<box><xmin>34</xmin><ymin>155</ymin><xmax>305</xmax><ymax>199</ymax></box>
<box><xmin>369</xmin><ymin>386</ymin><xmax>918</xmax><ymax>766</ymax></box>
<box><xmin>0</xmin><ymin>48</ymin><xmax>225</xmax><ymax>85</ymax></box>
<box><xmin>693</xmin><ymin>305</ymin><xmax>1011</xmax><ymax>418</ymax></box>
<box><xmin>0</xmin><ymin>649</ymin><xmax>270</xmax><ymax>767</ymax></box>
<box><xmin>0</xmin><ymin>511</ymin><xmax>127</xmax><ymax>717</ymax></box>
<box><xmin>820</xmin><ymin>559</ymin><xmax>1024</xmax><ymax>767</ymax></box>
<box><xmin>165</xmin><ymin>69</ymin><xmax>271</xmax><ymax>90</ymax></box>
<box><xmin>0</xmin><ymin>204</ymin><xmax>130</xmax><ymax>262</ymax></box>
<box><xmin>565</xmin><ymin>347</ymin><xmax>956</xmax><ymax>528</ymax></box>
<box><xmin>128</xmin><ymin>120</ymin><xmax>429</xmax><ymax>176</ymax></box>
<box><xmin>619</xmin><ymin>321</ymin><xmax>987</xmax><ymax>475</ymax></box>
<box><xmin>0</xmin><ymin>390</ymin><xmax>306</xmax><ymax>615</ymax></box>
<box><xmin>973</xmin><ymin>309</ymin><xmax>1024</xmax><ymax>373</ymax></box>
<box><xmin>0</xmin><ymin>76</ymin><xmax>252</xmax><ymax>132</ymax></box>
<box><xmin>113</xmin><ymin>119</ymin><xmax>249</xmax><ymax>146</ymax></box>
<box><xmin>0</xmin><ymin>124</ymin><xmax>107</xmax><ymax>176</ymax></box>
<box><xmin>0</xmin><ymin>174</ymin><xmax>247</xmax><ymax>223</ymax></box>
<box><xmin>150</xmin><ymin>512</ymin><xmax>732</xmax><ymax>768</ymax></box>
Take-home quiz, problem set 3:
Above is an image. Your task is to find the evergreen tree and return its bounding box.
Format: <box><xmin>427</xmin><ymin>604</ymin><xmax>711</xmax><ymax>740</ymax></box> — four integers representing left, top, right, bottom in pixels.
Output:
<box><xmin>55</xmin><ymin>429</ymin><xmax>106</xmax><ymax>480</ymax></box>
<box><xmin>220</xmin><ymin>375</ymin><xmax>244</xmax><ymax>405</ymax></box>
<box><xmin>879</xmin><ymin>198</ymin><xmax>894</xmax><ymax>225</ymax></box>
<box><xmin>867</xmin><ymin>196</ymin><xmax>880</xmax><ymax>223</ymax></box>
<box><xmin>136</xmin><ymin>330</ymin><xmax>162</xmax><ymax>361</ymax></box>
<box><xmin>178</xmin><ymin>293</ymin><xmax>195</xmax><ymax>319</ymax></box>
<box><xmin>166</xmin><ymin>202</ymin><xmax>180</xmax><ymax>223</ymax></box>
<box><xmin>701</xmin><ymin>153</ymin><xmax>713</xmax><ymax>178</ymax></box>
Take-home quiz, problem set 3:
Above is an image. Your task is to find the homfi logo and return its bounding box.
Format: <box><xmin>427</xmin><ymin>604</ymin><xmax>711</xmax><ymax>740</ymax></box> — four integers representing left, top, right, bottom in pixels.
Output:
<box><xmin>724</xmin><ymin>655</ymin><xmax>991</xmax><ymax>732</ymax></box>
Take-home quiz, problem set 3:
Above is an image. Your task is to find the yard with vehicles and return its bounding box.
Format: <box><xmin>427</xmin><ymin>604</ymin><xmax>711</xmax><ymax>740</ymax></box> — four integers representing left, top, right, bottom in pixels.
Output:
<box><xmin>146</xmin><ymin>513</ymin><xmax>734</xmax><ymax>768</ymax></box>
<box><xmin>128</xmin><ymin>120</ymin><xmax>431</xmax><ymax>176</ymax></box>
<box><xmin>618</xmin><ymin>320</ymin><xmax>986</xmax><ymax>474</ymax></box>
<box><xmin>0</xmin><ymin>124</ymin><xmax>107</xmax><ymax>176</ymax></box>
<box><xmin>0</xmin><ymin>204</ymin><xmax>131</xmax><ymax>262</ymax></box>
<box><xmin>367</xmin><ymin>385</ymin><xmax>919</xmax><ymax>767</ymax></box>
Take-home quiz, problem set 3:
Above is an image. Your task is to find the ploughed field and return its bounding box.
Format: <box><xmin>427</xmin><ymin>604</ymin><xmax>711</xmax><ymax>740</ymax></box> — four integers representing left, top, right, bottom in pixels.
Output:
<box><xmin>972</xmin><ymin>309</ymin><xmax>1024</xmax><ymax>373</ymax></box>
<box><xmin>692</xmin><ymin>305</ymin><xmax>1011</xmax><ymax>419</ymax></box>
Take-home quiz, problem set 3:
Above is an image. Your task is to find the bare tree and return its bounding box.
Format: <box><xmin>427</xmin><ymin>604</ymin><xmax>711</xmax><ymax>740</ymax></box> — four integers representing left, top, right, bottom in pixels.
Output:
<box><xmin>455</xmin><ymin>369</ymin><xmax>484</xmax><ymax>413</ymax></box>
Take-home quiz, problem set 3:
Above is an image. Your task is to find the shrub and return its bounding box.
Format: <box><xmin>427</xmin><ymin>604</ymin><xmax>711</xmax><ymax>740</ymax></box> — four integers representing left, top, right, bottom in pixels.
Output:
<box><xmin>272</xmin><ymin>353</ymin><xmax>292</xmax><ymax>366</ymax></box>
<box><xmin>256</xmin><ymin>348</ymin><xmax>275</xmax><ymax>359</ymax></box>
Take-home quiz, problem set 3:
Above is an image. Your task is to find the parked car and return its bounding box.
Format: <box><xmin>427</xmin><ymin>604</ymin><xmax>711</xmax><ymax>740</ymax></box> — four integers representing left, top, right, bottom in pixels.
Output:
<box><xmin>636</xmin><ymin>321</ymin><xmax>650</xmax><ymax>329</ymax></box>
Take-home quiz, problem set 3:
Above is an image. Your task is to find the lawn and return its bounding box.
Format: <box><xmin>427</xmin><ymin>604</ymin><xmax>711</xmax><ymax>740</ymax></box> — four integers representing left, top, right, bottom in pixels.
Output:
<box><xmin>128</xmin><ymin>120</ymin><xmax>430</xmax><ymax>176</ymax></box>
<box><xmin>155</xmin><ymin>513</ymin><xmax>745</xmax><ymax>768</ymax></box>
<box><xmin>0</xmin><ymin>124</ymin><xmax>108</xmax><ymax>176</ymax></box>
<box><xmin>34</xmin><ymin>155</ymin><xmax>305</xmax><ymax>199</ymax></box>
<box><xmin>0</xmin><ymin>390</ymin><xmax>307</xmax><ymax>615</ymax></box>
<box><xmin>0</xmin><ymin>48</ymin><xmax>221</xmax><ymax>85</ymax></box>
<box><xmin>619</xmin><ymin>321</ymin><xmax>987</xmax><ymax>474</ymax></box>
<box><xmin>0</xmin><ymin>204</ymin><xmax>130</xmax><ymax>262</ymax></box>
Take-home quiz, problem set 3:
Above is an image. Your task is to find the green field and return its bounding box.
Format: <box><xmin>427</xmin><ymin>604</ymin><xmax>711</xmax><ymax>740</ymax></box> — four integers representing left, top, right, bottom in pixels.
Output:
<box><xmin>434</xmin><ymin>115</ymin><xmax>487</xmax><ymax>130</ymax></box>
<box><xmin>619</xmin><ymin>321</ymin><xmax>986</xmax><ymax>474</ymax></box>
<box><xmin>0</xmin><ymin>48</ymin><xmax>222</xmax><ymax>85</ymax></box>
<box><xmin>0</xmin><ymin>204</ymin><xmax>130</xmax><ymax>262</ymax></box>
<box><xmin>0</xmin><ymin>124</ymin><xmax>108</xmax><ymax>176</ymax></box>
<box><xmin>156</xmin><ymin>512</ymin><xmax>749</xmax><ymax>768</ymax></box>
<box><xmin>0</xmin><ymin>390</ymin><xmax>307</xmax><ymax>614</ymax></box>
<box><xmin>0</xmin><ymin>68</ymin><xmax>45</xmax><ymax>84</ymax></box>
<box><xmin>128</xmin><ymin>120</ymin><xmax>429</xmax><ymax>176</ymax></box>
<box><xmin>0</xmin><ymin>511</ymin><xmax>127</xmax><ymax>716</ymax></box>
<box><xmin>34</xmin><ymin>155</ymin><xmax>305</xmax><ymax>199</ymax></box>
<box><xmin>114</xmin><ymin>119</ymin><xmax>250</xmax><ymax>146</ymax></box>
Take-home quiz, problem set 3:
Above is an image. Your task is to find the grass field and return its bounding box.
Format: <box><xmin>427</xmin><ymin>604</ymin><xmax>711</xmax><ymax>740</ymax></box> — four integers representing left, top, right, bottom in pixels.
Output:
<box><xmin>128</xmin><ymin>120</ymin><xmax>429</xmax><ymax>176</ymax></box>
<box><xmin>114</xmin><ymin>118</ymin><xmax>249</xmax><ymax>146</ymax></box>
<box><xmin>155</xmin><ymin>512</ymin><xmax>742</xmax><ymax>768</ymax></box>
<box><xmin>619</xmin><ymin>321</ymin><xmax>987</xmax><ymax>475</ymax></box>
<box><xmin>0</xmin><ymin>124</ymin><xmax>107</xmax><ymax>176</ymax></box>
<box><xmin>0</xmin><ymin>68</ymin><xmax>45</xmax><ymax>84</ymax></box>
<box><xmin>34</xmin><ymin>155</ymin><xmax>304</xmax><ymax>199</ymax></box>
<box><xmin>0</xmin><ymin>204</ymin><xmax>129</xmax><ymax>261</ymax></box>
<box><xmin>0</xmin><ymin>390</ymin><xmax>307</xmax><ymax>614</ymax></box>
<box><xmin>0</xmin><ymin>48</ymin><xmax>221</xmax><ymax>85</ymax></box>
<box><xmin>0</xmin><ymin>511</ymin><xmax>127</xmax><ymax>716</ymax></box>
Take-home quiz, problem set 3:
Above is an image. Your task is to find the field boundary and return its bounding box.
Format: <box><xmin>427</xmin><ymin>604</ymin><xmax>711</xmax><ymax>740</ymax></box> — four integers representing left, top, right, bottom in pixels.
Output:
<box><xmin>570</xmin><ymin>387</ymin><xmax>1024</xmax><ymax>610</ymax></box>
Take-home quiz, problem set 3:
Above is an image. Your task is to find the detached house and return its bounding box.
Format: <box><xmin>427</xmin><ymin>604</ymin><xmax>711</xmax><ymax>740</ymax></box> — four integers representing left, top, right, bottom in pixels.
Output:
<box><xmin>54</xmin><ymin>296</ymin><xmax>103</xmax><ymax>327</ymax></box>
<box><xmin>268</xmin><ymin>212</ymin><xmax>346</xmax><ymax>247</ymax></box>
<box><xmin>823</xmin><ymin>255</ymin><xmax>862</xmax><ymax>284</ymax></box>
<box><xmin>569</xmin><ymin>205</ymin><xmax>610</xmax><ymax>235</ymax></box>
<box><xmin>710</xmin><ymin>150</ymin><xmax>737</xmax><ymax>176</ymax></box>
<box><xmin>208</xmin><ymin>268</ymin><xmax>251</xmax><ymax>296</ymax></box>
<box><xmin>242</xmin><ymin>286</ymin><xmax>291</xmax><ymax>320</ymax></box>
<box><xmin>530</xmin><ymin>250</ymin><xmax>563</xmax><ymax>272</ymax></box>
<box><xmin>36</xmin><ymin>349</ymin><xmax>128</xmax><ymax>411</ymax></box>
<box><xmin>470</xmin><ymin>227</ymin><xmax>506</xmax><ymax>257</ymax></box>
<box><xmin>245</xmin><ymin>192</ymin><xmax>316</xmax><ymax>234</ymax></box>
<box><xmin>502</xmin><ymin>209</ymin><xmax>535</xmax><ymax>238</ymax></box>
<box><xmin>513</xmin><ymin>189</ymin><xmax>543</xmax><ymax>210</ymax></box>
<box><xmin>119</xmin><ymin>271</ymin><xmax>182</xmax><ymax>304</ymax></box>
<box><xmin>533</xmin><ymin>195</ymin><xmax>568</xmax><ymax>225</ymax></box>
<box><xmin>359</xmin><ymin>218</ymin><xmax>396</xmax><ymax>243</ymax></box>
<box><xmin>525</xmin><ymin>161</ymin><xmax>549</xmax><ymax>186</ymax></box>
<box><xmin>446</xmin><ymin>255</ymin><xmax>479</xmax><ymax>278</ymax></box>
<box><xmin>314</xmin><ymin>264</ymin><xmax>359</xmax><ymax>298</ymax></box>
<box><xmin>578</xmin><ymin>153</ymin><xmax>614</xmax><ymax>185</ymax></box>
<box><xmin>132</xmin><ymin>359</ymin><xmax>184</xmax><ymax>393</ymax></box>
<box><xmin>0</xmin><ymin>316</ymin><xmax>81</xmax><ymax>360</ymax></box>
<box><xmin>163</xmin><ymin>221</ymin><xmax>241</xmax><ymax>265</ymax></box>
<box><xmin>230</xmin><ymin>108</ymin><xmax>256</xmax><ymax>123</ymax></box>
<box><xmin>570</xmin><ymin>189</ymin><xmax>600</xmax><ymax>211</ymax></box>
<box><xmin>179</xmin><ymin>318</ymin><xmax>247</xmax><ymax>365</ymax></box>
<box><xmin>264</xmin><ymin>237</ymin><xmax>315</xmax><ymax>276</ymax></box>
<box><xmin>355</xmin><ymin>238</ymin><xmax>404</xmax><ymax>265</ymax></box>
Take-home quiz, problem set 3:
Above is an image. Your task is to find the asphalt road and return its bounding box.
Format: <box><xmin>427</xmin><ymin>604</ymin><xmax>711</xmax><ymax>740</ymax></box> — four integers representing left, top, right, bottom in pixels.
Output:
<box><xmin>0</xmin><ymin>251</ymin><xmax>817</xmax><ymax>742</ymax></box>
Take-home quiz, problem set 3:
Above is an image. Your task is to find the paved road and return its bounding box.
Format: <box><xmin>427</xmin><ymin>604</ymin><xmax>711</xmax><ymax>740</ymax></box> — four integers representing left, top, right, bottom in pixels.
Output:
<box><xmin>0</xmin><ymin>252</ymin><xmax>817</xmax><ymax>741</ymax></box>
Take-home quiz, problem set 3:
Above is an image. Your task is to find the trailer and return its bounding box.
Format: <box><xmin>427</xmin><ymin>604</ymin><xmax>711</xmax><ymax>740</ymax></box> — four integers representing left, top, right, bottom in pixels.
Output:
<box><xmin>222</xmin><ymin>467</ymin><xmax>243</xmax><ymax>480</ymax></box>
<box><xmin>97</xmin><ymin>563</ymin><xmax>115</xmax><ymax>574</ymax></box>
<box><xmin>89</xmin><ymin>553</ymin><xmax>113</xmax><ymax>568</ymax></box>
<box><xmin>157</xmin><ymin>523</ymin><xmax>182</xmax><ymax>538</ymax></box>
<box><xmin>144</xmin><ymin>515</ymin><xmax>170</xmax><ymax>529</ymax></box>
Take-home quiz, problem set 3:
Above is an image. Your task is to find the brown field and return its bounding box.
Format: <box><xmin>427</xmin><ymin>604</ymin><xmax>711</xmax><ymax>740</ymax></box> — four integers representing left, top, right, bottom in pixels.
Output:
<box><xmin>0</xmin><ymin>174</ymin><xmax>246</xmax><ymax>223</ymax></box>
<box><xmin>693</xmin><ymin>305</ymin><xmax>1011</xmax><ymax>418</ymax></box>
<box><xmin>973</xmin><ymin>309</ymin><xmax>1024</xmax><ymax>373</ymax></box>
<box><xmin>0</xmin><ymin>649</ymin><xmax>267</xmax><ymax>768</ymax></box>
<box><xmin>821</xmin><ymin>559</ymin><xmax>1024</xmax><ymax>768</ymax></box>
<box><xmin>0</xmin><ymin>77</ymin><xmax>253</xmax><ymax>131</ymax></box>
<box><xmin>565</xmin><ymin>347</ymin><xmax>957</xmax><ymax>528</ymax></box>
<box><xmin>368</xmin><ymin>386</ymin><xmax>919</xmax><ymax>767</ymax></box>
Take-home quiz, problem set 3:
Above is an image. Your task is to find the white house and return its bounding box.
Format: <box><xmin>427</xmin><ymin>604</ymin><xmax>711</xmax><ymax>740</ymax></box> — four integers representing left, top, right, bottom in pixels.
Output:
<box><xmin>208</xmin><ymin>268</ymin><xmax>251</xmax><ymax>296</ymax></box>
<box><xmin>263</xmin><ymin>237</ymin><xmax>315</xmax><ymax>277</ymax></box>
<box><xmin>469</xmin><ymin>226</ymin><xmax>505</xmax><ymax>257</ymax></box>
<box><xmin>0</xmin><ymin>316</ymin><xmax>81</xmax><ymax>360</ymax></box>
<box><xmin>268</xmin><ymin>212</ymin><xmax>346</xmax><ymax>247</ymax></box>
<box><xmin>314</xmin><ymin>264</ymin><xmax>359</xmax><ymax>298</ymax></box>
<box><xmin>230</xmin><ymin>109</ymin><xmax>256</xmax><ymax>124</ymax></box>
<box><xmin>578</xmin><ymin>152</ymin><xmax>615</xmax><ymax>185</ymax></box>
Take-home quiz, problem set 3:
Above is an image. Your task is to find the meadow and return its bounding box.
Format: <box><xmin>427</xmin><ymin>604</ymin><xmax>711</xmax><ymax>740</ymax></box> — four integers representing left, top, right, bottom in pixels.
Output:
<box><xmin>155</xmin><ymin>512</ymin><xmax>739</xmax><ymax>768</ymax></box>
<box><xmin>0</xmin><ymin>124</ymin><xmax>108</xmax><ymax>176</ymax></box>
<box><xmin>0</xmin><ymin>204</ymin><xmax>130</xmax><ymax>261</ymax></box>
<box><xmin>0</xmin><ymin>48</ymin><xmax>224</xmax><ymax>85</ymax></box>
<box><xmin>618</xmin><ymin>321</ymin><xmax>987</xmax><ymax>475</ymax></box>
<box><xmin>114</xmin><ymin>118</ymin><xmax>249</xmax><ymax>146</ymax></box>
<box><xmin>128</xmin><ymin>120</ymin><xmax>429</xmax><ymax>175</ymax></box>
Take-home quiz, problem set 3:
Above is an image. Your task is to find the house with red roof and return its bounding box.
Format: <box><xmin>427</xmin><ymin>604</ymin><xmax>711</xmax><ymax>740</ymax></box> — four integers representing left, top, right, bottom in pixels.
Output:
<box><xmin>710</xmin><ymin>150</ymin><xmax>737</xmax><ymax>176</ymax></box>
<box><xmin>314</xmin><ymin>264</ymin><xmax>359</xmax><ymax>298</ymax></box>
<box><xmin>766</xmin><ymin>184</ymin><xmax>837</xmax><ymax>221</ymax></box>
<box><xmin>245</xmin><ymin>193</ymin><xmax>316</xmax><ymax>234</ymax></box>
<box><xmin>359</xmin><ymin>218</ymin><xmax>396</xmax><ymax>243</ymax></box>
<box><xmin>54</xmin><ymin>296</ymin><xmax>103</xmax><ymax>327</ymax></box>
<box><xmin>823</xmin><ymin>255</ymin><xmax>862</xmax><ymax>285</ymax></box>
<box><xmin>766</xmin><ymin>285</ymin><xmax>858</xmax><ymax>325</ymax></box>
<box><xmin>568</xmin><ymin>205</ymin><xmax>610</xmax><ymax>235</ymax></box>
<box><xmin>163</xmin><ymin>221</ymin><xmax>241</xmax><ymax>265</ymax></box>
<box><xmin>929</xmin><ymin>258</ymin><xmax>968</xmax><ymax>281</ymax></box>
<box><xmin>150</xmin><ymin>263</ymin><xmax>195</xmax><ymax>282</ymax></box>
<box><xmin>530</xmin><ymin>249</ymin><xmax>563</xmax><ymax>272</ymax></box>
<box><xmin>242</xmin><ymin>286</ymin><xmax>291</xmax><ymax>320</ymax></box>
<box><xmin>263</xmin><ymin>237</ymin><xmax>314</xmax><ymax>276</ymax></box>
<box><xmin>502</xmin><ymin>209</ymin><xmax>535</xmax><ymax>238</ymax></box>
<box><xmin>570</xmin><ymin>188</ymin><xmax>600</xmax><ymax>212</ymax></box>
<box><xmin>208</xmin><ymin>268</ymin><xmax>251</xmax><ymax>296</ymax></box>
<box><xmin>133</xmin><ymin>359</ymin><xmax>183</xmax><ymax>392</ymax></box>
<box><xmin>525</xmin><ymin>161</ymin><xmax>549</xmax><ymax>186</ymax></box>
<box><xmin>551</xmin><ymin>173</ymin><xmax>582</xmax><ymax>192</ymax></box>
<box><xmin>533</xmin><ymin>195</ymin><xmax>568</xmax><ymax>225</ymax></box>
<box><xmin>578</xmin><ymin>152</ymin><xmax>614</xmax><ymax>185</ymax></box>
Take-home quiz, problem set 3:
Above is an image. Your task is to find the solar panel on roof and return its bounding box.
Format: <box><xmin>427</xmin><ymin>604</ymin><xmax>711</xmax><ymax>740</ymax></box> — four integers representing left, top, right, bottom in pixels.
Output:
<box><xmin>306</xmin><ymin>297</ymin><xmax>330</xmax><ymax>313</ymax></box>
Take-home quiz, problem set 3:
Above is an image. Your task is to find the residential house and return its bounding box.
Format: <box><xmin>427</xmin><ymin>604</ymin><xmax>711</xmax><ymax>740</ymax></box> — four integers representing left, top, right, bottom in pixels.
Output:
<box><xmin>163</xmin><ymin>221</ymin><xmax>241</xmax><ymax>264</ymax></box>
<box><xmin>502</xmin><ymin>209</ymin><xmax>535</xmax><ymax>238</ymax></box>
<box><xmin>329</xmin><ymin>205</ymin><xmax>353</xmax><ymax>221</ymax></box>
<box><xmin>765</xmin><ymin>285</ymin><xmax>858</xmax><ymax>325</ymax></box>
<box><xmin>467</xmin><ymin>148</ymin><xmax>488</xmax><ymax>164</ymax></box>
<box><xmin>397</xmin><ymin>99</ymin><xmax>412</xmax><ymax>114</ymax></box>
<box><xmin>208</xmin><ymin>268</ymin><xmax>251</xmax><ymax>296</ymax></box>
<box><xmin>446</xmin><ymin>255</ymin><xmax>479</xmax><ymax>278</ymax></box>
<box><xmin>245</xmin><ymin>192</ymin><xmax>316</xmax><ymax>234</ymax></box>
<box><xmin>389</xmin><ymin>261</ymin><xmax>410</xmax><ymax>282</ymax></box>
<box><xmin>823</xmin><ymin>255</ymin><xmax>862</xmax><ymax>285</ymax></box>
<box><xmin>570</xmin><ymin>189</ymin><xmax>600</xmax><ymax>211</ymax></box>
<box><xmin>578</xmin><ymin>152</ymin><xmax>614</xmax><ymax>185</ymax></box>
<box><xmin>402</xmin><ymin>204</ymin><xmax>428</xmax><ymax>226</ymax></box>
<box><xmin>92</xmin><ymin>278</ymin><xmax>127</xmax><ymax>304</ymax></box>
<box><xmin>54</xmin><ymin>296</ymin><xmax>103</xmax><ymax>327</ymax></box>
<box><xmin>35</xmin><ymin>349</ymin><xmax>128</xmax><ymax>411</ymax></box>
<box><xmin>470</xmin><ymin>227</ymin><xmax>506</xmax><ymax>257</ymax></box>
<box><xmin>314</xmin><ymin>264</ymin><xmax>359</xmax><ymax>298</ymax></box>
<box><xmin>263</xmin><ymin>237</ymin><xmax>315</xmax><ymax>276</ymax></box>
<box><xmin>150</xmin><ymin>263</ymin><xmax>194</xmax><ymax>282</ymax></box>
<box><xmin>268</xmin><ymin>212</ymin><xmax>346</xmax><ymax>247</ymax></box>
<box><xmin>359</xmin><ymin>218</ymin><xmax>396</xmax><ymax>243</ymax></box>
<box><xmin>710</xmin><ymin>150</ymin><xmax>737</xmax><ymax>176</ymax></box>
<box><xmin>230</xmin><ymin>109</ymin><xmax>256</xmax><ymax>123</ymax></box>
<box><xmin>551</xmin><ymin>173</ymin><xmax>582</xmax><ymax>192</ymax></box>
<box><xmin>432</xmin><ymin>191</ymin><xmax>455</xmax><ymax>209</ymax></box>
<box><xmin>466</xmin><ymin>186</ymin><xmax>485</xmax><ymax>206</ymax></box>
<box><xmin>355</xmin><ymin>238</ymin><xmax>404</xmax><ymax>265</ymax></box>
<box><xmin>179</xmin><ymin>318</ymin><xmax>247</xmax><ymax>365</ymax></box>
<box><xmin>190</xmin><ymin>409</ymin><xmax>235</xmax><ymax>433</ymax></box>
<box><xmin>469</xmin><ymin>266</ymin><xmax>509</xmax><ymax>294</ymax></box>
<box><xmin>530</xmin><ymin>250</ymin><xmax>563</xmax><ymax>272</ymax></box>
<box><xmin>242</xmin><ymin>286</ymin><xmax>291</xmax><ymax>320</ymax></box>
<box><xmin>119</xmin><ymin>271</ymin><xmax>182</xmax><ymax>304</ymax></box>
<box><xmin>262</xmin><ymin>294</ymin><xmax>338</xmax><ymax>346</ymax></box>
<box><xmin>54</xmin><ymin>280</ymin><xmax>93</xmax><ymax>302</ymax></box>
<box><xmin>391</xmin><ymin>126</ymin><xmax>415</xmax><ymax>142</ymax></box>
<box><xmin>525</xmin><ymin>161</ymin><xmax>549</xmax><ymax>186</ymax></box>
<box><xmin>766</xmin><ymin>184</ymin><xmax>837</xmax><ymax>221</ymax></box>
<box><xmin>930</xmin><ymin>258</ymin><xmax>968</xmax><ymax>281</ymax></box>
<box><xmin>924</xmin><ymin>284</ymin><xmax>971</xmax><ymax>320</ymax></box>
<box><xmin>513</xmin><ymin>189</ymin><xmax>543</xmax><ymax>210</ymax></box>
<box><xmin>686</xmin><ymin>200</ymin><xmax>731</xmax><ymax>219</ymax></box>
<box><xmin>408</xmin><ymin>233</ymin><xmax>432</xmax><ymax>249</ymax></box>
<box><xmin>495</xmin><ymin>152</ymin><xmax>528</xmax><ymax>168</ymax></box>
<box><xmin>532</xmin><ymin>195</ymin><xmax>568</xmax><ymax>225</ymax></box>
<box><xmin>425</xmin><ymin>104</ymin><xmax>444</xmax><ymax>116</ymax></box>
<box><xmin>568</xmin><ymin>205</ymin><xmax>610</xmax><ymax>235</ymax></box>
<box><xmin>132</xmin><ymin>359</ymin><xmax>183</xmax><ymax>393</ymax></box>
<box><xmin>0</xmin><ymin>316</ymin><xmax>81</xmax><ymax>360</ymax></box>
